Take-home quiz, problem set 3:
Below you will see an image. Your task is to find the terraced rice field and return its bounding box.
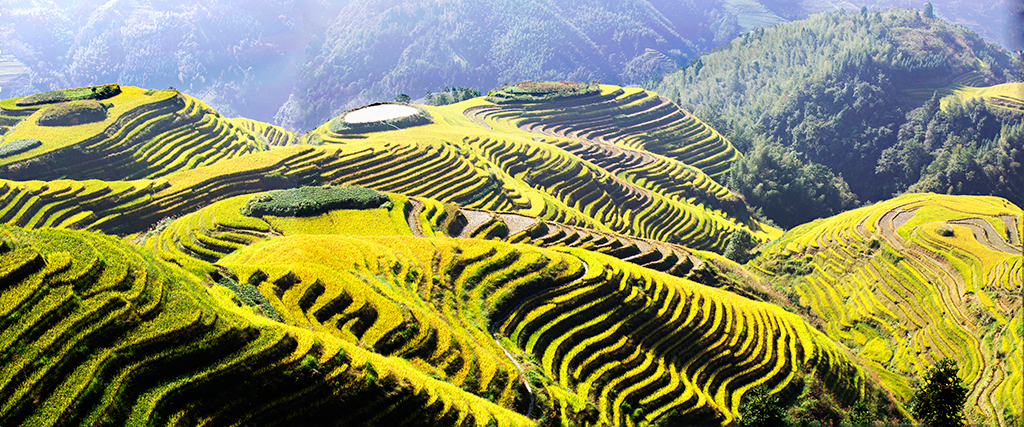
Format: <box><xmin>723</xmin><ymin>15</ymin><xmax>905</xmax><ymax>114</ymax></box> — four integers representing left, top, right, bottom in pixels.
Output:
<box><xmin>131</xmin><ymin>188</ymin><xmax>897</xmax><ymax>426</ymax></box>
<box><xmin>227</xmin><ymin>117</ymin><xmax>299</xmax><ymax>147</ymax></box>
<box><xmin>750</xmin><ymin>193</ymin><xmax>1023</xmax><ymax>424</ymax></box>
<box><xmin>3</xmin><ymin>83</ymin><xmax>1021</xmax><ymax>425</ymax></box>
<box><xmin>0</xmin><ymin>85</ymin><xmax>773</xmax><ymax>252</ymax></box>
<box><xmin>0</xmin><ymin>86</ymin><xmax>267</xmax><ymax>181</ymax></box>
<box><xmin>942</xmin><ymin>82</ymin><xmax>1024</xmax><ymax>113</ymax></box>
<box><xmin>471</xmin><ymin>85</ymin><xmax>739</xmax><ymax>179</ymax></box>
<box><xmin>0</xmin><ymin>225</ymin><xmax>535</xmax><ymax>427</ymax></box>
<box><xmin>305</xmin><ymin>86</ymin><xmax>769</xmax><ymax>251</ymax></box>
<box><xmin>138</xmin><ymin>191</ymin><xmax>706</xmax><ymax>281</ymax></box>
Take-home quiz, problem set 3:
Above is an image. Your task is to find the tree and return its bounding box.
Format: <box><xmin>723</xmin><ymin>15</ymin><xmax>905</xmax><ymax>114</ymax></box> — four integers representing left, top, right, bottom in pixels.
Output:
<box><xmin>923</xmin><ymin>2</ymin><xmax>934</xmax><ymax>19</ymax></box>
<box><xmin>739</xmin><ymin>386</ymin><xmax>788</xmax><ymax>427</ymax></box>
<box><xmin>910</xmin><ymin>358</ymin><xmax>968</xmax><ymax>427</ymax></box>
<box><xmin>723</xmin><ymin>229</ymin><xmax>758</xmax><ymax>263</ymax></box>
<box><xmin>394</xmin><ymin>94</ymin><xmax>411</xmax><ymax>103</ymax></box>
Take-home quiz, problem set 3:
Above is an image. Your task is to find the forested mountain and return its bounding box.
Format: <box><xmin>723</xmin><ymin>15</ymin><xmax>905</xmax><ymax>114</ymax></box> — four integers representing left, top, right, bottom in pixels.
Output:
<box><xmin>653</xmin><ymin>7</ymin><xmax>1022</xmax><ymax>227</ymax></box>
<box><xmin>880</xmin><ymin>92</ymin><xmax>1024</xmax><ymax>205</ymax></box>
<box><xmin>2</xmin><ymin>0</ymin><xmax>1019</xmax><ymax>131</ymax></box>
<box><xmin>271</xmin><ymin>0</ymin><xmax>740</xmax><ymax>130</ymax></box>
<box><xmin>0</xmin><ymin>0</ymin><xmax>348</xmax><ymax>123</ymax></box>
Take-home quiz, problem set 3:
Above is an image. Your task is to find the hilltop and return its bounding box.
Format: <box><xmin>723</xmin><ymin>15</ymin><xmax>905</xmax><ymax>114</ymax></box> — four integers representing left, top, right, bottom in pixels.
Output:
<box><xmin>0</xmin><ymin>85</ymin><xmax>270</xmax><ymax>181</ymax></box>
<box><xmin>0</xmin><ymin>78</ymin><xmax>1020</xmax><ymax>426</ymax></box>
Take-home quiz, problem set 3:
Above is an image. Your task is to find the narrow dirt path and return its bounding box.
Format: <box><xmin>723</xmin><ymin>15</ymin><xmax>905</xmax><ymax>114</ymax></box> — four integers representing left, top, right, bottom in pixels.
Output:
<box><xmin>488</xmin><ymin>259</ymin><xmax>591</xmax><ymax>419</ymax></box>
<box><xmin>406</xmin><ymin>197</ymin><xmax>426</xmax><ymax>237</ymax></box>
<box><xmin>949</xmin><ymin>217</ymin><xmax>1021</xmax><ymax>254</ymax></box>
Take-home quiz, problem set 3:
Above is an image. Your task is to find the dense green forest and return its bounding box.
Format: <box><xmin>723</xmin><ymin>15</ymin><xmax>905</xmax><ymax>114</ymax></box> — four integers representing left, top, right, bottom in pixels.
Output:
<box><xmin>652</xmin><ymin>7</ymin><xmax>1022</xmax><ymax>228</ymax></box>
<box><xmin>879</xmin><ymin>95</ymin><xmax>1024</xmax><ymax>205</ymax></box>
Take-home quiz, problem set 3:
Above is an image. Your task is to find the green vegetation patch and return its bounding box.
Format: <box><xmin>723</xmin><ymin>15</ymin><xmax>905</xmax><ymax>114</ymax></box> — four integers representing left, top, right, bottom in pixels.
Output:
<box><xmin>15</xmin><ymin>84</ymin><xmax>121</xmax><ymax>107</ymax></box>
<box><xmin>0</xmin><ymin>138</ymin><xmax>41</xmax><ymax>158</ymax></box>
<box><xmin>241</xmin><ymin>185</ymin><xmax>391</xmax><ymax>217</ymax></box>
<box><xmin>486</xmin><ymin>81</ymin><xmax>600</xmax><ymax>104</ymax></box>
<box><xmin>36</xmin><ymin>100</ymin><xmax>108</xmax><ymax>126</ymax></box>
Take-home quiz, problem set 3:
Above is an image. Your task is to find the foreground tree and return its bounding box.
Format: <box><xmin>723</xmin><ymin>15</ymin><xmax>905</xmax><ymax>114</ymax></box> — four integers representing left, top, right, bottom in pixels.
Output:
<box><xmin>910</xmin><ymin>358</ymin><xmax>968</xmax><ymax>427</ymax></box>
<box><xmin>739</xmin><ymin>386</ymin><xmax>788</xmax><ymax>427</ymax></box>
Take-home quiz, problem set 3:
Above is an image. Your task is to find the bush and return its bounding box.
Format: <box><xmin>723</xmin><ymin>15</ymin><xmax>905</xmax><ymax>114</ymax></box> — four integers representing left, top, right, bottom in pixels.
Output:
<box><xmin>36</xmin><ymin>100</ymin><xmax>109</xmax><ymax>126</ymax></box>
<box><xmin>425</xmin><ymin>86</ymin><xmax>481</xmax><ymax>106</ymax></box>
<box><xmin>723</xmin><ymin>229</ymin><xmax>758</xmax><ymax>263</ymax></box>
<box><xmin>0</xmin><ymin>138</ymin><xmax>42</xmax><ymax>158</ymax></box>
<box><xmin>16</xmin><ymin>84</ymin><xmax>121</xmax><ymax>107</ymax></box>
<box><xmin>911</xmin><ymin>358</ymin><xmax>968</xmax><ymax>427</ymax></box>
<box><xmin>240</xmin><ymin>185</ymin><xmax>391</xmax><ymax>217</ymax></box>
<box><xmin>486</xmin><ymin>81</ymin><xmax>600</xmax><ymax>104</ymax></box>
<box><xmin>739</xmin><ymin>386</ymin><xmax>789</xmax><ymax>427</ymax></box>
<box><xmin>936</xmin><ymin>226</ymin><xmax>954</xmax><ymax>237</ymax></box>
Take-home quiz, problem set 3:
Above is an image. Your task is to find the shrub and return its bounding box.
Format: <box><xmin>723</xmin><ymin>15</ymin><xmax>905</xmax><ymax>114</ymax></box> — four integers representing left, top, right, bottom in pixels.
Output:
<box><xmin>723</xmin><ymin>229</ymin><xmax>758</xmax><ymax>263</ymax></box>
<box><xmin>36</xmin><ymin>100</ymin><xmax>109</xmax><ymax>126</ymax></box>
<box><xmin>16</xmin><ymin>84</ymin><xmax>121</xmax><ymax>107</ymax></box>
<box><xmin>485</xmin><ymin>81</ymin><xmax>600</xmax><ymax>104</ymax></box>
<box><xmin>0</xmin><ymin>138</ymin><xmax>42</xmax><ymax>158</ymax></box>
<box><xmin>425</xmin><ymin>86</ymin><xmax>481</xmax><ymax>106</ymax></box>
<box><xmin>936</xmin><ymin>226</ymin><xmax>954</xmax><ymax>237</ymax></box>
<box><xmin>739</xmin><ymin>386</ymin><xmax>789</xmax><ymax>427</ymax></box>
<box><xmin>240</xmin><ymin>185</ymin><xmax>391</xmax><ymax>217</ymax></box>
<box><xmin>911</xmin><ymin>358</ymin><xmax>968</xmax><ymax>427</ymax></box>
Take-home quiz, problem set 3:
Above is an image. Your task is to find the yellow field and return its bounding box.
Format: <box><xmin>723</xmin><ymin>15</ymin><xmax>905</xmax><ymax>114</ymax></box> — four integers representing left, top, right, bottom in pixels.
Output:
<box><xmin>942</xmin><ymin>82</ymin><xmax>1024</xmax><ymax>113</ymax></box>
<box><xmin>750</xmin><ymin>193</ymin><xmax>1023</xmax><ymax>424</ymax></box>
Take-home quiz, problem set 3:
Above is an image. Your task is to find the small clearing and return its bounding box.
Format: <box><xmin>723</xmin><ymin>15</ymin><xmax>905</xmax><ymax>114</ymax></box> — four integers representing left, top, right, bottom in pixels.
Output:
<box><xmin>344</xmin><ymin>104</ymin><xmax>418</xmax><ymax>123</ymax></box>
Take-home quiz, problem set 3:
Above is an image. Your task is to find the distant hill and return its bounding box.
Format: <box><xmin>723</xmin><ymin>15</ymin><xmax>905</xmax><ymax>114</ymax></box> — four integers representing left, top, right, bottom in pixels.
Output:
<box><xmin>2</xmin><ymin>0</ymin><xmax>1019</xmax><ymax>131</ymax></box>
<box><xmin>653</xmin><ymin>7</ymin><xmax>1022</xmax><ymax>227</ymax></box>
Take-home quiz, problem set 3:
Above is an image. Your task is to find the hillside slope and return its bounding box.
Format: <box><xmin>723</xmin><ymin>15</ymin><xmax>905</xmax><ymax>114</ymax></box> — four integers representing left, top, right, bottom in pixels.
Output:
<box><xmin>0</xmin><ymin>225</ymin><xmax>535</xmax><ymax>426</ymax></box>
<box><xmin>0</xmin><ymin>187</ymin><xmax>907</xmax><ymax>426</ymax></box>
<box><xmin>0</xmin><ymin>83</ymin><xmax>772</xmax><ymax>252</ymax></box>
<box><xmin>149</xmin><ymin>187</ymin><xmax>904</xmax><ymax>425</ymax></box>
<box><xmin>653</xmin><ymin>8</ymin><xmax>1022</xmax><ymax>224</ymax></box>
<box><xmin>1</xmin><ymin>82</ymin><xmax>1021</xmax><ymax>425</ymax></box>
<box><xmin>0</xmin><ymin>85</ymin><xmax>268</xmax><ymax>181</ymax></box>
<box><xmin>750</xmin><ymin>193</ymin><xmax>1023</xmax><ymax>424</ymax></box>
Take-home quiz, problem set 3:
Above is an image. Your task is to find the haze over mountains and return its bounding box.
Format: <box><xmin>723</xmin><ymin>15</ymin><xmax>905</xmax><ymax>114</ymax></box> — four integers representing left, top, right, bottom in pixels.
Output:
<box><xmin>1</xmin><ymin>0</ymin><xmax>1020</xmax><ymax>130</ymax></box>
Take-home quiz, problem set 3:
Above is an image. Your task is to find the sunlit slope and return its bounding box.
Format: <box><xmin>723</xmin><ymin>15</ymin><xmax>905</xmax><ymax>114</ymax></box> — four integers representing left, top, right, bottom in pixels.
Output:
<box><xmin>140</xmin><ymin>189</ymin><xmax>718</xmax><ymax>286</ymax></box>
<box><xmin>297</xmin><ymin>87</ymin><xmax>773</xmax><ymax>251</ymax></box>
<box><xmin>750</xmin><ymin>193</ymin><xmax>1023</xmax><ymax>424</ymax></box>
<box><xmin>941</xmin><ymin>82</ymin><xmax>1024</xmax><ymax>113</ymax></box>
<box><xmin>0</xmin><ymin>226</ymin><xmax>532</xmax><ymax>426</ymax></box>
<box><xmin>0</xmin><ymin>85</ymin><xmax>267</xmax><ymax>181</ymax></box>
<box><xmin>127</xmin><ymin>189</ymin><xmax>899</xmax><ymax>426</ymax></box>
<box><xmin>473</xmin><ymin>83</ymin><xmax>740</xmax><ymax>179</ymax></box>
<box><xmin>0</xmin><ymin>86</ymin><xmax>777</xmax><ymax>251</ymax></box>
<box><xmin>227</xmin><ymin>117</ymin><xmax>299</xmax><ymax>147</ymax></box>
